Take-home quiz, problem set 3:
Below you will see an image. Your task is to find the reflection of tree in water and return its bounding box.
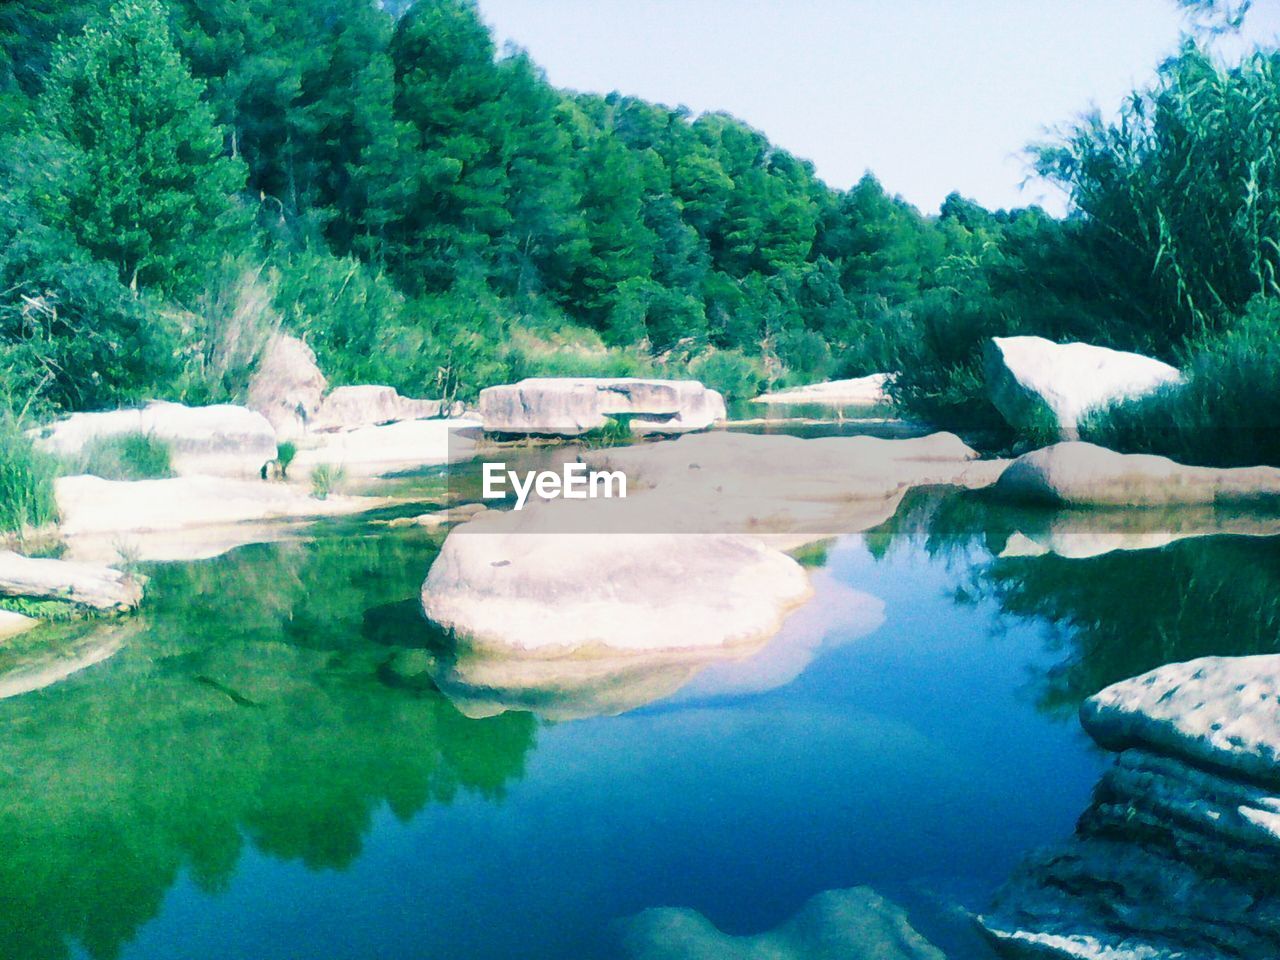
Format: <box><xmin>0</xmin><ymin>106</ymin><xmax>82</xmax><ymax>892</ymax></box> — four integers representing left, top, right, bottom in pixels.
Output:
<box><xmin>0</xmin><ymin>530</ymin><xmax>537</xmax><ymax>960</ymax></box>
<box><xmin>981</xmin><ymin>536</ymin><xmax>1280</xmax><ymax>716</ymax></box>
<box><xmin>864</xmin><ymin>490</ymin><xmax>1280</xmax><ymax>717</ymax></box>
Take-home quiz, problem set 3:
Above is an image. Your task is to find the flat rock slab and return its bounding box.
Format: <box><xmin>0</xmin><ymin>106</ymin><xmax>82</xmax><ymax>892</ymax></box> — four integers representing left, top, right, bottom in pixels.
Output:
<box><xmin>994</xmin><ymin>441</ymin><xmax>1280</xmax><ymax>507</ymax></box>
<box><xmin>31</xmin><ymin>401</ymin><xmax>277</xmax><ymax>479</ymax></box>
<box><xmin>984</xmin><ymin>335</ymin><xmax>1182</xmax><ymax>439</ymax></box>
<box><xmin>479</xmin><ymin>377</ymin><xmax>726</xmax><ymax>436</ymax></box>
<box><xmin>621</xmin><ymin>887</ymin><xmax>945</xmax><ymax>960</ymax></box>
<box><xmin>289</xmin><ymin>417</ymin><xmax>479</xmax><ymax>478</ymax></box>
<box><xmin>752</xmin><ymin>373</ymin><xmax>891</xmax><ymax>407</ymax></box>
<box><xmin>421</xmin><ymin>499</ymin><xmax>812</xmax><ymax>656</ymax></box>
<box><xmin>0</xmin><ymin>551</ymin><xmax>141</xmax><ymax>611</ymax></box>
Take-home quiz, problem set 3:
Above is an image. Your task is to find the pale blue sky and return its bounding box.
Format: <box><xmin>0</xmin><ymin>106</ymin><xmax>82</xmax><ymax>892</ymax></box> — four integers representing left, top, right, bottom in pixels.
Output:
<box><xmin>475</xmin><ymin>0</ymin><xmax>1280</xmax><ymax>215</ymax></box>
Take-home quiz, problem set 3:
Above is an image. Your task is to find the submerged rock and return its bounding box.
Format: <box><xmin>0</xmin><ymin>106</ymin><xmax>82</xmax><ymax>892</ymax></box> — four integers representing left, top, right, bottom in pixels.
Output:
<box><xmin>620</xmin><ymin>886</ymin><xmax>945</xmax><ymax>960</ymax></box>
<box><xmin>751</xmin><ymin>374</ymin><xmax>892</xmax><ymax>408</ymax></box>
<box><xmin>0</xmin><ymin>610</ymin><xmax>38</xmax><ymax>640</ymax></box>
<box><xmin>0</xmin><ymin>620</ymin><xmax>138</xmax><ymax>699</ymax></box>
<box><xmin>984</xmin><ymin>336</ymin><xmax>1181</xmax><ymax>439</ymax></box>
<box><xmin>421</xmin><ymin>499</ymin><xmax>812</xmax><ymax>656</ymax></box>
<box><xmin>0</xmin><ymin>551</ymin><xmax>141</xmax><ymax>611</ymax></box>
<box><xmin>982</xmin><ymin>655</ymin><xmax>1280</xmax><ymax>959</ymax></box>
<box><xmin>478</xmin><ymin>377</ymin><xmax>726</xmax><ymax>436</ymax></box>
<box><xmin>31</xmin><ymin>401</ymin><xmax>278</xmax><ymax>479</ymax></box>
<box><xmin>994</xmin><ymin>441</ymin><xmax>1280</xmax><ymax>507</ymax></box>
<box><xmin>309</xmin><ymin>384</ymin><xmax>462</xmax><ymax>433</ymax></box>
<box><xmin>246</xmin><ymin>332</ymin><xmax>328</xmax><ymax>440</ymax></box>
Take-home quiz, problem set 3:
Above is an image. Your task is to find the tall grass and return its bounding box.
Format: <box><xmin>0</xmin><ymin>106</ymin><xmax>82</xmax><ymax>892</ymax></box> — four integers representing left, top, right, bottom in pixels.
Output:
<box><xmin>73</xmin><ymin>433</ymin><xmax>173</xmax><ymax>480</ymax></box>
<box><xmin>1083</xmin><ymin>299</ymin><xmax>1280</xmax><ymax>467</ymax></box>
<box><xmin>0</xmin><ymin>418</ymin><xmax>59</xmax><ymax>535</ymax></box>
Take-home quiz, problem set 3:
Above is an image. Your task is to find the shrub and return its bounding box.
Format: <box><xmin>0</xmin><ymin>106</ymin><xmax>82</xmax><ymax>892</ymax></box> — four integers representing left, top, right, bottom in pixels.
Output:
<box><xmin>73</xmin><ymin>433</ymin><xmax>173</xmax><ymax>480</ymax></box>
<box><xmin>310</xmin><ymin>463</ymin><xmax>346</xmax><ymax>500</ymax></box>
<box><xmin>276</xmin><ymin>442</ymin><xmax>297</xmax><ymax>477</ymax></box>
<box><xmin>687</xmin><ymin>348</ymin><xmax>767</xmax><ymax>401</ymax></box>
<box><xmin>0</xmin><ymin>418</ymin><xmax>58</xmax><ymax>534</ymax></box>
<box><xmin>1083</xmin><ymin>298</ymin><xmax>1280</xmax><ymax>467</ymax></box>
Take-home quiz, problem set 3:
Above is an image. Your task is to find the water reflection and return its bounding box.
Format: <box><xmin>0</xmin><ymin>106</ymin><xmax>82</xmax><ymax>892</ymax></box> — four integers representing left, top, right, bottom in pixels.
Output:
<box><xmin>0</xmin><ymin>531</ymin><xmax>536</xmax><ymax>960</ymax></box>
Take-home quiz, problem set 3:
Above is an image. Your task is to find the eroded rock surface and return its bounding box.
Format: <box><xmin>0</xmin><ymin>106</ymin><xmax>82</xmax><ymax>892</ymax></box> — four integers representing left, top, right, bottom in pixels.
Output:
<box><xmin>309</xmin><ymin>385</ymin><xmax>461</xmax><ymax>433</ymax></box>
<box><xmin>479</xmin><ymin>377</ymin><xmax>726</xmax><ymax>436</ymax></box>
<box><xmin>0</xmin><ymin>551</ymin><xmax>141</xmax><ymax>611</ymax></box>
<box><xmin>984</xmin><ymin>336</ymin><xmax>1181</xmax><ymax>439</ymax></box>
<box><xmin>982</xmin><ymin>655</ymin><xmax>1280</xmax><ymax>959</ymax></box>
<box><xmin>752</xmin><ymin>374</ymin><xmax>891</xmax><ymax>408</ymax></box>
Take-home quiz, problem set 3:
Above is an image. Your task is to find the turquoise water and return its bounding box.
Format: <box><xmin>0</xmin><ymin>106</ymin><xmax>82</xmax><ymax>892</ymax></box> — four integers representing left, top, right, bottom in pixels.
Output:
<box><xmin>5</xmin><ymin>495</ymin><xmax>1279</xmax><ymax>960</ymax></box>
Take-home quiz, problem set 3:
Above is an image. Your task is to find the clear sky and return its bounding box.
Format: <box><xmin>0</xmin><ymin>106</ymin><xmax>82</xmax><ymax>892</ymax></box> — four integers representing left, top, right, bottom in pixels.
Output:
<box><xmin>475</xmin><ymin>0</ymin><xmax>1280</xmax><ymax>216</ymax></box>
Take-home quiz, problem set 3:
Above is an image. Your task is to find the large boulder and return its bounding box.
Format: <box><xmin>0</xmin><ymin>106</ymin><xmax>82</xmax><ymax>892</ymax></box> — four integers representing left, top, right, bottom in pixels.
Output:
<box><xmin>31</xmin><ymin>401</ymin><xmax>277</xmax><ymax>479</ymax></box>
<box><xmin>0</xmin><ymin>551</ymin><xmax>141</xmax><ymax>611</ymax></box>
<box><xmin>308</xmin><ymin>385</ymin><xmax>462</xmax><ymax>433</ymax></box>
<box><xmin>246</xmin><ymin>333</ymin><xmax>327</xmax><ymax>440</ymax></box>
<box><xmin>478</xmin><ymin>377</ymin><xmax>726</xmax><ymax>436</ymax></box>
<box><xmin>621</xmin><ymin>887</ymin><xmax>945</xmax><ymax>960</ymax></box>
<box><xmin>751</xmin><ymin>373</ymin><xmax>891</xmax><ymax>408</ymax></box>
<box><xmin>984</xmin><ymin>336</ymin><xmax>1182</xmax><ymax>439</ymax></box>
<box><xmin>981</xmin><ymin>656</ymin><xmax>1280</xmax><ymax>959</ymax></box>
<box><xmin>421</xmin><ymin>500</ymin><xmax>812</xmax><ymax>656</ymax></box>
<box><xmin>994</xmin><ymin>441</ymin><xmax>1280</xmax><ymax>507</ymax></box>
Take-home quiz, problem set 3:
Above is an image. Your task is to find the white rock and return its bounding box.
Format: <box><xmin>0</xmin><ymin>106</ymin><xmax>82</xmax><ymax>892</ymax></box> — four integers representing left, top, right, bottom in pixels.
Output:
<box><xmin>994</xmin><ymin>442</ymin><xmax>1280</xmax><ymax>507</ymax></box>
<box><xmin>1082</xmin><ymin>655</ymin><xmax>1280</xmax><ymax>785</ymax></box>
<box><xmin>984</xmin><ymin>336</ymin><xmax>1182</xmax><ymax>439</ymax></box>
<box><xmin>479</xmin><ymin>377</ymin><xmax>726</xmax><ymax>436</ymax></box>
<box><xmin>54</xmin><ymin>474</ymin><xmax>391</xmax><ymax>563</ymax></box>
<box><xmin>30</xmin><ymin>401</ymin><xmax>277</xmax><ymax>479</ymax></box>
<box><xmin>0</xmin><ymin>610</ymin><xmax>38</xmax><ymax>640</ymax></box>
<box><xmin>309</xmin><ymin>384</ymin><xmax>459</xmax><ymax>433</ymax></box>
<box><xmin>0</xmin><ymin>550</ymin><xmax>141</xmax><ymax>611</ymax></box>
<box><xmin>752</xmin><ymin>373</ymin><xmax>891</xmax><ymax>407</ymax></box>
<box><xmin>421</xmin><ymin>499</ymin><xmax>812</xmax><ymax>656</ymax></box>
<box><xmin>246</xmin><ymin>333</ymin><xmax>327</xmax><ymax>440</ymax></box>
<box><xmin>620</xmin><ymin>887</ymin><xmax>945</xmax><ymax>960</ymax></box>
<box><xmin>289</xmin><ymin>417</ymin><xmax>480</xmax><ymax>479</ymax></box>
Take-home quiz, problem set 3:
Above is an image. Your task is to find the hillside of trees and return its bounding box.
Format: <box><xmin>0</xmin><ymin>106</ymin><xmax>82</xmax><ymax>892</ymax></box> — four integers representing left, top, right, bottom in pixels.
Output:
<box><xmin>2</xmin><ymin>0</ymin><xmax>1279</xmax><ymax>464</ymax></box>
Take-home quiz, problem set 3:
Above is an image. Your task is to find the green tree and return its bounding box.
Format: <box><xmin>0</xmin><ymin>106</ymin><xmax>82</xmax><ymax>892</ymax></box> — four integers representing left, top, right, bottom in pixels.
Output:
<box><xmin>38</xmin><ymin>0</ymin><xmax>246</xmax><ymax>294</ymax></box>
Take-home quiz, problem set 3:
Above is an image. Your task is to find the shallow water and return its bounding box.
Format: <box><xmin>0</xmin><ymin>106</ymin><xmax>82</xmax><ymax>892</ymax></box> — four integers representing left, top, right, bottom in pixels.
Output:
<box><xmin>5</xmin><ymin>491</ymin><xmax>1280</xmax><ymax>960</ymax></box>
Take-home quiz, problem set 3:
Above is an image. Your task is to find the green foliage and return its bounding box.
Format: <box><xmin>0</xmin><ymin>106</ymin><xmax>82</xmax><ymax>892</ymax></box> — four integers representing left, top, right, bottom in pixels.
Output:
<box><xmin>0</xmin><ymin>417</ymin><xmax>58</xmax><ymax>534</ymax></box>
<box><xmin>37</xmin><ymin>0</ymin><xmax>247</xmax><ymax>295</ymax></box>
<box><xmin>276</xmin><ymin>441</ymin><xmax>297</xmax><ymax>476</ymax></box>
<box><xmin>687</xmin><ymin>348</ymin><xmax>767</xmax><ymax>401</ymax></box>
<box><xmin>71</xmin><ymin>432</ymin><xmax>173</xmax><ymax>480</ymax></box>
<box><xmin>1083</xmin><ymin>297</ymin><xmax>1280</xmax><ymax>466</ymax></box>
<box><xmin>310</xmin><ymin>463</ymin><xmax>346</xmax><ymax>500</ymax></box>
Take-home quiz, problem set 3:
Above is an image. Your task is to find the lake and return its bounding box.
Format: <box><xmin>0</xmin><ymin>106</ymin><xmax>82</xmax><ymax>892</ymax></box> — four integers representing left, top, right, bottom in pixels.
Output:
<box><xmin>4</xmin><ymin>480</ymin><xmax>1279</xmax><ymax>960</ymax></box>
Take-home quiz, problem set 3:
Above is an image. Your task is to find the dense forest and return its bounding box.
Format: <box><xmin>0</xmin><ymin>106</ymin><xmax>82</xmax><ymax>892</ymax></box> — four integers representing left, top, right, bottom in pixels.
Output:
<box><xmin>1</xmin><ymin>0</ymin><xmax>1278</xmax><ymax>463</ymax></box>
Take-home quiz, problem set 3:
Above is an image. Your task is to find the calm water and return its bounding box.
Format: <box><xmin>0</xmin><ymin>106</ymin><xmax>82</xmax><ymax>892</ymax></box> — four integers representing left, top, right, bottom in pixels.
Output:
<box><xmin>4</xmin><ymin>491</ymin><xmax>1280</xmax><ymax>960</ymax></box>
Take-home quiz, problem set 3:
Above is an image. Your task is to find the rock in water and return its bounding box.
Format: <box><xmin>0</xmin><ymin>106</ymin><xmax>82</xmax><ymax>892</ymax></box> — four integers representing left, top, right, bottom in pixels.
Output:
<box><xmin>31</xmin><ymin>401</ymin><xmax>278</xmax><ymax>479</ymax></box>
<box><xmin>620</xmin><ymin>887</ymin><xmax>945</xmax><ymax>960</ymax></box>
<box><xmin>0</xmin><ymin>551</ymin><xmax>142</xmax><ymax>611</ymax></box>
<box><xmin>308</xmin><ymin>384</ymin><xmax>460</xmax><ymax>433</ymax></box>
<box><xmin>981</xmin><ymin>655</ymin><xmax>1280</xmax><ymax>959</ymax></box>
<box><xmin>751</xmin><ymin>373</ymin><xmax>892</xmax><ymax>408</ymax></box>
<box><xmin>246</xmin><ymin>333</ymin><xmax>327</xmax><ymax>440</ymax></box>
<box><xmin>984</xmin><ymin>336</ymin><xmax>1182</xmax><ymax>439</ymax></box>
<box><xmin>478</xmin><ymin>377</ymin><xmax>726</xmax><ymax>436</ymax></box>
<box><xmin>421</xmin><ymin>500</ymin><xmax>812</xmax><ymax>656</ymax></box>
<box><xmin>994</xmin><ymin>441</ymin><xmax>1280</xmax><ymax>507</ymax></box>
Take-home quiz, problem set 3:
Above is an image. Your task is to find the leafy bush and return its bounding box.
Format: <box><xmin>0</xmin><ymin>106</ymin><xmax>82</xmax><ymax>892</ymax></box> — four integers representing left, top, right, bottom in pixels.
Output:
<box><xmin>73</xmin><ymin>433</ymin><xmax>173</xmax><ymax>480</ymax></box>
<box><xmin>276</xmin><ymin>442</ymin><xmax>297</xmax><ymax>477</ymax></box>
<box><xmin>1083</xmin><ymin>298</ymin><xmax>1280</xmax><ymax>467</ymax></box>
<box><xmin>687</xmin><ymin>348</ymin><xmax>768</xmax><ymax>401</ymax></box>
<box><xmin>0</xmin><ymin>418</ymin><xmax>58</xmax><ymax>534</ymax></box>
